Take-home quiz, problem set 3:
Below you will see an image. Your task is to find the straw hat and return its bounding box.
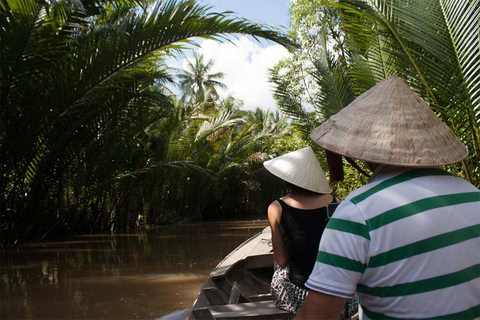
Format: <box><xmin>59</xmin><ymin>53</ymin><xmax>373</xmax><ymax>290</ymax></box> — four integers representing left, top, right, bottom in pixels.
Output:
<box><xmin>310</xmin><ymin>75</ymin><xmax>468</xmax><ymax>167</ymax></box>
<box><xmin>263</xmin><ymin>147</ymin><xmax>332</xmax><ymax>193</ymax></box>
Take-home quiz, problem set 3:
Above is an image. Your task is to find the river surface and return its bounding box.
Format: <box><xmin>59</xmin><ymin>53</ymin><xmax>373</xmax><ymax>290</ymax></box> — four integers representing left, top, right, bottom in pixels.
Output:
<box><xmin>0</xmin><ymin>220</ymin><xmax>268</xmax><ymax>319</ymax></box>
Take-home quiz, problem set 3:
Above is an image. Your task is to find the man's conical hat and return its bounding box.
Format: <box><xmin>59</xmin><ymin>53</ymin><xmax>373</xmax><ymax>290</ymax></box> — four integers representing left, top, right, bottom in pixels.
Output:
<box><xmin>310</xmin><ymin>75</ymin><xmax>468</xmax><ymax>167</ymax></box>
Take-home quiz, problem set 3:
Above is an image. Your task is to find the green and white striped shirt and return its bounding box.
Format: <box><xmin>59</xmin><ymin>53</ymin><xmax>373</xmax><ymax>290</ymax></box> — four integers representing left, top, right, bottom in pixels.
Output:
<box><xmin>305</xmin><ymin>167</ymin><xmax>480</xmax><ymax>319</ymax></box>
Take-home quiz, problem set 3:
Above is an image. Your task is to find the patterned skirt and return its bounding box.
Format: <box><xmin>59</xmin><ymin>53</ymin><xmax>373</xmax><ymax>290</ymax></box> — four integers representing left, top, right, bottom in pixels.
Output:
<box><xmin>271</xmin><ymin>263</ymin><xmax>358</xmax><ymax>318</ymax></box>
<box><xmin>270</xmin><ymin>263</ymin><xmax>308</xmax><ymax>314</ymax></box>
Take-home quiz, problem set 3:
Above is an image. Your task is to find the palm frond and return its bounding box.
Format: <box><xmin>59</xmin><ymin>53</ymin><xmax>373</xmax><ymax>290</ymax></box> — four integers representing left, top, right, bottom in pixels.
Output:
<box><xmin>337</xmin><ymin>0</ymin><xmax>479</xmax><ymax>184</ymax></box>
<box><xmin>269</xmin><ymin>68</ymin><xmax>316</xmax><ymax>135</ymax></box>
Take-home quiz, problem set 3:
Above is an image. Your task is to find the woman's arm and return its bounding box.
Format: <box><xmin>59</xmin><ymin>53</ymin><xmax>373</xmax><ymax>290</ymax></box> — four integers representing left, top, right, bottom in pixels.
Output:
<box><xmin>267</xmin><ymin>201</ymin><xmax>288</xmax><ymax>266</ymax></box>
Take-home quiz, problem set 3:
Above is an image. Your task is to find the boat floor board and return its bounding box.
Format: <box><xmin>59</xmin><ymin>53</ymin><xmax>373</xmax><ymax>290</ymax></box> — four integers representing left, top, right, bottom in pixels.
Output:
<box><xmin>227</xmin><ymin>269</ymin><xmax>270</xmax><ymax>300</ymax></box>
<box><xmin>208</xmin><ymin>300</ymin><xmax>293</xmax><ymax>320</ymax></box>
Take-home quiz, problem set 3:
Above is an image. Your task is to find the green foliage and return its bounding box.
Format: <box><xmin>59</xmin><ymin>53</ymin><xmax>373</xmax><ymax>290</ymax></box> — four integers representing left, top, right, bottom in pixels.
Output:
<box><xmin>337</xmin><ymin>0</ymin><xmax>480</xmax><ymax>185</ymax></box>
<box><xmin>331</xmin><ymin>161</ymin><xmax>370</xmax><ymax>200</ymax></box>
<box><xmin>0</xmin><ymin>0</ymin><xmax>296</xmax><ymax>245</ymax></box>
<box><xmin>272</xmin><ymin>0</ymin><xmax>480</xmax><ymax>195</ymax></box>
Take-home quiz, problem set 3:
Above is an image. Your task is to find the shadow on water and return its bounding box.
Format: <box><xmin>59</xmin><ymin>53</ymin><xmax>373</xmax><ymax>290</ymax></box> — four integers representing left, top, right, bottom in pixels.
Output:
<box><xmin>0</xmin><ymin>220</ymin><xmax>268</xmax><ymax>319</ymax></box>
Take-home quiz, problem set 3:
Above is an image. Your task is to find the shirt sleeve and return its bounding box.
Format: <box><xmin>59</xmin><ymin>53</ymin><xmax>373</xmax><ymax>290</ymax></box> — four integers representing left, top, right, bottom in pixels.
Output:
<box><xmin>305</xmin><ymin>200</ymin><xmax>371</xmax><ymax>298</ymax></box>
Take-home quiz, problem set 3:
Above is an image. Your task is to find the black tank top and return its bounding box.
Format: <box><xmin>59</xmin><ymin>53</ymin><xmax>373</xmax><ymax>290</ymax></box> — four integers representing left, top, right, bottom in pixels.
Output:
<box><xmin>278</xmin><ymin>198</ymin><xmax>331</xmax><ymax>289</ymax></box>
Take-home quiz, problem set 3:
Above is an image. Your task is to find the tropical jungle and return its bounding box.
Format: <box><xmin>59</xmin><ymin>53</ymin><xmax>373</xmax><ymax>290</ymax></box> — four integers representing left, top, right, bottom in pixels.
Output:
<box><xmin>1</xmin><ymin>0</ymin><xmax>479</xmax><ymax>247</ymax></box>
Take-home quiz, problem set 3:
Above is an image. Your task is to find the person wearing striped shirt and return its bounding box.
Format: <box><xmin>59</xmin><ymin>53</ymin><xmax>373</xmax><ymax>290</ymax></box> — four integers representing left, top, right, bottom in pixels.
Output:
<box><xmin>295</xmin><ymin>75</ymin><xmax>480</xmax><ymax>320</ymax></box>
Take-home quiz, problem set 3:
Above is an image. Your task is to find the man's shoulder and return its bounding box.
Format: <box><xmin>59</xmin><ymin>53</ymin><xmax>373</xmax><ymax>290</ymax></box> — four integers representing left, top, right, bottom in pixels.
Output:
<box><xmin>350</xmin><ymin>167</ymin><xmax>477</xmax><ymax>199</ymax></box>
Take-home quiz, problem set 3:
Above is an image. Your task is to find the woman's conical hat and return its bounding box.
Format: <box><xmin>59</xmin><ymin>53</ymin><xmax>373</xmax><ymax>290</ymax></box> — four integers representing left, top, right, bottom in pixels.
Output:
<box><xmin>263</xmin><ymin>147</ymin><xmax>332</xmax><ymax>193</ymax></box>
<box><xmin>310</xmin><ymin>75</ymin><xmax>468</xmax><ymax>167</ymax></box>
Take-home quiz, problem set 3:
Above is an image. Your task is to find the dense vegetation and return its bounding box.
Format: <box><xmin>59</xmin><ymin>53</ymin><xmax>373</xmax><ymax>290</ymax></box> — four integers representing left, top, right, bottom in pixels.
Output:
<box><xmin>0</xmin><ymin>0</ymin><xmax>299</xmax><ymax>245</ymax></box>
<box><xmin>271</xmin><ymin>0</ymin><xmax>479</xmax><ymax>193</ymax></box>
<box><xmin>2</xmin><ymin>0</ymin><xmax>478</xmax><ymax>246</ymax></box>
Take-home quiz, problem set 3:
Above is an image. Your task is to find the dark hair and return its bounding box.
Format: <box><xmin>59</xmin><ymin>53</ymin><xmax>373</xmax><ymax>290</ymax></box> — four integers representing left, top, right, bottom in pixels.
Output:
<box><xmin>285</xmin><ymin>181</ymin><xmax>318</xmax><ymax>194</ymax></box>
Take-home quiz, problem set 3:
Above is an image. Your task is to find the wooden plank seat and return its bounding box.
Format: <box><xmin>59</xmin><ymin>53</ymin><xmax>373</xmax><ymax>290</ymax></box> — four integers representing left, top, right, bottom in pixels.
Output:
<box><xmin>247</xmin><ymin>293</ymin><xmax>272</xmax><ymax>302</ymax></box>
<box><xmin>203</xmin><ymin>287</ymin><xmax>228</xmax><ymax>306</ymax></box>
<box><xmin>208</xmin><ymin>300</ymin><xmax>293</xmax><ymax>320</ymax></box>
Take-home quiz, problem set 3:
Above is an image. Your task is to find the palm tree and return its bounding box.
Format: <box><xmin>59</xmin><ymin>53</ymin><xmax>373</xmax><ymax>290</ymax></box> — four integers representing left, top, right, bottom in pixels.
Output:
<box><xmin>0</xmin><ymin>0</ymin><xmax>296</xmax><ymax>245</ymax></box>
<box><xmin>177</xmin><ymin>52</ymin><xmax>227</xmax><ymax>109</ymax></box>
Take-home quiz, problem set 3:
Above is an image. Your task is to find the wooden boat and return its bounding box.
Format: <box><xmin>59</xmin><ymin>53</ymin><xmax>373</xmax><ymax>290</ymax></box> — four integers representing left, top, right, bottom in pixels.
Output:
<box><xmin>161</xmin><ymin>226</ymin><xmax>358</xmax><ymax>320</ymax></box>
<box><xmin>186</xmin><ymin>226</ymin><xmax>293</xmax><ymax>320</ymax></box>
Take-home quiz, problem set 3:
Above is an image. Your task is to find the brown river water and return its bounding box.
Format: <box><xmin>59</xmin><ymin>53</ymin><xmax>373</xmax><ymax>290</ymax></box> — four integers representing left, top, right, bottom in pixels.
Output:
<box><xmin>0</xmin><ymin>220</ymin><xmax>268</xmax><ymax>319</ymax></box>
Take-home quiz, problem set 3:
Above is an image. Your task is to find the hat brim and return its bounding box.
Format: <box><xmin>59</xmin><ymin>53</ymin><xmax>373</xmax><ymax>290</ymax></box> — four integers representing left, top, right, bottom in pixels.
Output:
<box><xmin>310</xmin><ymin>76</ymin><xmax>468</xmax><ymax>167</ymax></box>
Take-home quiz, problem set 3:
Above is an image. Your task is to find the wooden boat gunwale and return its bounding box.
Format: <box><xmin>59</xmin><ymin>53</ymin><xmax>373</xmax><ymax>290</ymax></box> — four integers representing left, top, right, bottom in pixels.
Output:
<box><xmin>186</xmin><ymin>226</ymin><xmax>294</xmax><ymax>319</ymax></box>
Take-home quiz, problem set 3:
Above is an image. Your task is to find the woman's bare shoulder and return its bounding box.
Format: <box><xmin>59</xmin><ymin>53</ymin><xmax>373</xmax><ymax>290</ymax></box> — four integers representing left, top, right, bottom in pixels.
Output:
<box><xmin>267</xmin><ymin>200</ymin><xmax>282</xmax><ymax>220</ymax></box>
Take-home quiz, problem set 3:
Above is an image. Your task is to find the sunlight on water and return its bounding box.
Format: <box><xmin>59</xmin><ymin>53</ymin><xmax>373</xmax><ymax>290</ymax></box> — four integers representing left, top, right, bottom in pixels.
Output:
<box><xmin>76</xmin><ymin>273</ymin><xmax>207</xmax><ymax>284</ymax></box>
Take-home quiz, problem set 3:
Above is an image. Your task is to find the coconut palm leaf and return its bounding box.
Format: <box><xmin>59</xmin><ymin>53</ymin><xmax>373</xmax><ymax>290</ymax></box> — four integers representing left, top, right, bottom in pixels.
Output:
<box><xmin>310</xmin><ymin>23</ymin><xmax>356</xmax><ymax>119</ymax></box>
<box><xmin>1</xmin><ymin>0</ymin><xmax>297</xmax><ymax>244</ymax></box>
<box><xmin>269</xmin><ymin>67</ymin><xmax>316</xmax><ymax>136</ymax></box>
<box><xmin>337</xmin><ymin>0</ymin><xmax>479</xmax><ymax>184</ymax></box>
<box><xmin>115</xmin><ymin>160</ymin><xmax>213</xmax><ymax>180</ymax></box>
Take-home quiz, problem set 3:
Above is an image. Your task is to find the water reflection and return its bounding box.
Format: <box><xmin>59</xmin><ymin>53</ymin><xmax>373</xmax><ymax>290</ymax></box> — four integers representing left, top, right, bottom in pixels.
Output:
<box><xmin>0</xmin><ymin>220</ymin><xmax>268</xmax><ymax>319</ymax></box>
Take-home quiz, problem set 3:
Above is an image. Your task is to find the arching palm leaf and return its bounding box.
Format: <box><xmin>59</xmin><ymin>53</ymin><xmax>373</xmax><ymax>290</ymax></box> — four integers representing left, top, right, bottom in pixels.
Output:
<box><xmin>1</xmin><ymin>0</ymin><xmax>296</xmax><ymax>244</ymax></box>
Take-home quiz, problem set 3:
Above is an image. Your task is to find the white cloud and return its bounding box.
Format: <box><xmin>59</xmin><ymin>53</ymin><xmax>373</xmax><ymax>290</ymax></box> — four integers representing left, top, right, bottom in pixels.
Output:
<box><xmin>182</xmin><ymin>37</ymin><xmax>290</xmax><ymax>111</ymax></box>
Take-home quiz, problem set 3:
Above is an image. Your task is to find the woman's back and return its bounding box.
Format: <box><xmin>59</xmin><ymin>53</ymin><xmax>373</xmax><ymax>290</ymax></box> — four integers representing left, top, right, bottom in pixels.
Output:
<box><xmin>278</xmin><ymin>198</ymin><xmax>331</xmax><ymax>288</ymax></box>
<box><xmin>263</xmin><ymin>146</ymin><xmax>335</xmax><ymax>315</ymax></box>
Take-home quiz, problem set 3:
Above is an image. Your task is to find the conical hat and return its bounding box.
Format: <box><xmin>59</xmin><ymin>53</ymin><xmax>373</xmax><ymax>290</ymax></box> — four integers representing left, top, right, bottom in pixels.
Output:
<box><xmin>263</xmin><ymin>147</ymin><xmax>332</xmax><ymax>193</ymax></box>
<box><xmin>310</xmin><ymin>75</ymin><xmax>468</xmax><ymax>167</ymax></box>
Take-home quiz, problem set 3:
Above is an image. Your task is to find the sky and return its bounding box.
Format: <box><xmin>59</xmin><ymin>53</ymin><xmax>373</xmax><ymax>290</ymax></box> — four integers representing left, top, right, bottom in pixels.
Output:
<box><xmin>168</xmin><ymin>0</ymin><xmax>292</xmax><ymax>111</ymax></box>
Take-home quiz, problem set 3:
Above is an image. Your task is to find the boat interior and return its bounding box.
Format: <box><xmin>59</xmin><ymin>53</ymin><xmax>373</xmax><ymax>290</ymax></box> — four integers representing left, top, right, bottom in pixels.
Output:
<box><xmin>189</xmin><ymin>228</ymin><xmax>293</xmax><ymax>319</ymax></box>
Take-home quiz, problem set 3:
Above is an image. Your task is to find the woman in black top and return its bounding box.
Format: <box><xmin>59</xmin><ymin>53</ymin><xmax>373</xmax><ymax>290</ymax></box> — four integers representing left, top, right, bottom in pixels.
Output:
<box><xmin>263</xmin><ymin>147</ymin><xmax>335</xmax><ymax>314</ymax></box>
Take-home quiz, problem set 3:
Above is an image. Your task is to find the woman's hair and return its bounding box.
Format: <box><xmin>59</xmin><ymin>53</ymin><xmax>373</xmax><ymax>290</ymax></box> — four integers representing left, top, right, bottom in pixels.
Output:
<box><xmin>285</xmin><ymin>181</ymin><xmax>320</xmax><ymax>194</ymax></box>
